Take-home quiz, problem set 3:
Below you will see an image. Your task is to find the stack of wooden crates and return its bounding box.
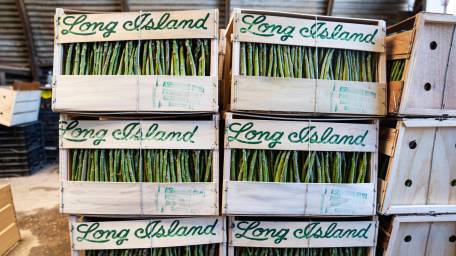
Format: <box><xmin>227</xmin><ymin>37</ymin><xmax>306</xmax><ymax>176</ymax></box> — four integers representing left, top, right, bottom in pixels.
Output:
<box><xmin>377</xmin><ymin>13</ymin><xmax>456</xmax><ymax>255</ymax></box>
<box><xmin>53</xmin><ymin>9</ymin><xmax>226</xmax><ymax>255</ymax></box>
<box><xmin>221</xmin><ymin>9</ymin><xmax>386</xmax><ymax>255</ymax></box>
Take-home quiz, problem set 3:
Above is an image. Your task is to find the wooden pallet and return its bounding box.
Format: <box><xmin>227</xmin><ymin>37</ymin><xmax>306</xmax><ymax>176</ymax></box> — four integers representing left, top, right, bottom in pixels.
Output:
<box><xmin>0</xmin><ymin>86</ymin><xmax>41</xmax><ymax>127</ymax></box>
<box><xmin>221</xmin><ymin>9</ymin><xmax>386</xmax><ymax>116</ymax></box>
<box><xmin>69</xmin><ymin>216</ymin><xmax>226</xmax><ymax>256</ymax></box>
<box><xmin>378</xmin><ymin>214</ymin><xmax>456</xmax><ymax>256</ymax></box>
<box><xmin>378</xmin><ymin>118</ymin><xmax>456</xmax><ymax>215</ymax></box>
<box><xmin>222</xmin><ymin>112</ymin><xmax>378</xmax><ymax>216</ymax></box>
<box><xmin>52</xmin><ymin>9</ymin><xmax>219</xmax><ymax>114</ymax></box>
<box><xmin>0</xmin><ymin>184</ymin><xmax>21</xmax><ymax>255</ymax></box>
<box><xmin>59</xmin><ymin>115</ymin><xmax>220</xmax><ymax>216</ymax></box>
<box><xmin>386</xmin><ymin>12</ymin><xmax>456</xmax><ymax>116</ymax></box>
<box><xmin>227</xmin><ymin>216</ymin><xmax>377</xmax><ymax>256</ymax></box>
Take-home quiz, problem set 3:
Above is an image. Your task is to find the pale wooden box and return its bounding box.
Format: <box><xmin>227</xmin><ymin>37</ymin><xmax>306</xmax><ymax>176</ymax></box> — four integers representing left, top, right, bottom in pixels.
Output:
<box><xmin>222</xmin><ymin>9</ymin><xmax>387</xmax><ymax>116</ymax></box>
<box><xmin>0</xmin><ymin>184</ymin><xmax>21</xmax><ymax>255</ymax></box>
<box><xmin>59</xmin><ymin>115</ymin><xmax>220</xmax><ymax>216</ymax></box>
<box><xmin>378</xmin><ymin>214</ymin><xmax>456</xmax><ymax>256</ymax></box>
<box><xmin>227</xmin><ymin>216</ymin><xmax>378</xmax><ymax>256</ymax></box>
<box><xmin>52</xmin><ymin>9</ymin><xmax>219</xmax><ymax>113</ymax></box>
<box><xmin>222</xmin><ymin>112</ymin><xmax>378</xmax><ymax>216</ymax></box>
<box><xmin>387</xmin><ymin>12</ymin><xmax>456</xmax><ymax>116</ymax></box>
<box><xmin>69</xmin><ymin>216</ymin><xmax>226</xmax><ymax>256</ymax></box>
<box><xmin>378</xmin><ymin>118</ymin><xmax>456</xmax><ymax>215</ymax></box>
<box><xmin>0</xmin><ymin>87</ymin><xmax>41</xmax><ymax>127</ymax></box>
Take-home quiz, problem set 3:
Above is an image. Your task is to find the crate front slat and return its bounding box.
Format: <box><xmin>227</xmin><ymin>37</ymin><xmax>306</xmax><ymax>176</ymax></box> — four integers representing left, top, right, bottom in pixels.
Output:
<box><xmin>223</xmin><ymin>113</ymin><xmax>378</xmax><ymax>216</ymax></box>
<box><xmin>60</xmin><ymin>116</ymin><xmax>220</xmax><ymax>216</ymax></box>
<box><xmin>228</xmin><ymin>216</ymin><xmax>377</xmax><ymax>256</ymax></box>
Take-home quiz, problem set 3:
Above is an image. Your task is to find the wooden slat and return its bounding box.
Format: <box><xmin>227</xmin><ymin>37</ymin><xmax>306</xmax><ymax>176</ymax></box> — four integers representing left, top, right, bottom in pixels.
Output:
<box><xmin>425</xmin><ymin>222</ymin><xmax>456</xmax><ymax>256</ymax></box>
<box><xmin>388</xmin><ymin>222</ymin><xmax>430</xmax><ymax>256</ymax></box>
<box><xmin>56</xmin><ymin>9</ymin><xmax>218</xmax><ymax>43</ymax></box>
<box><xmin>61</xmin><ymin>181</ymin><xmax>218</xmax><ymax>216</ymax></box>
<box><xmin>59</xmin><ymin>119</ymin><xmax>217</xmax><ymax>149</ymax></box>
<box><xmin>224</xmin><ymin>182</ymin><xmax>376</xmax><ymax>216</ymax></box>
<box><xmin>384</xmin><ymin>205</ymin><xmax>456</xmax><ymax>214</ymax></box>
<box><xmin>0</xmin><ymin>204</ymin><xmax>16</xmax><ymax>232</ymax></box>
<box><xmin>386</xmin><ymin>30</ymin><xmax>414</xmax><ymax>57</ymax></box>
<box><xmin>0</xmin><ymin>223</ymin><xmax>20</xmax><ymax>256</ymax></box>
<box><xmin>379</xmin><ymin>128</ymin><xmax>398</xmax><ymax>157</ymax></box>
<box><xmin>387</xmin><ymin>81</ymin><xmax>404</xmax><ymax>114</ymax></box>
<box><xmin>225</xmin><ymin>117</ymin><xmax>377</xmax><ymax>152</ymax></box>
<box><xmin>53</xmin><ymin>75</ymin><xmax>218</xmax><ymax>113</ymax></box>
<box><xmin>231</xmin><ymin>76</ymin><xmax>386</xmax><ymax>115</ymax></box>
<box><xmin>230</xmin><ymin>220</ymin><xmax>377</xmax><ymax>248</ymax></box>
<box><xmin>70</xmin><ymin>217</ymin><xmax>224</xmax><ymax>250</ymax></box>
<box><xmin>234</xmin><ymin>12</ymin><xmax>384</xmax><ymax>52</ymax></box>
<box><xmin>0</xmin><ymin>183</ymin><xmax>13</xmax><ymax>208</ymax></box>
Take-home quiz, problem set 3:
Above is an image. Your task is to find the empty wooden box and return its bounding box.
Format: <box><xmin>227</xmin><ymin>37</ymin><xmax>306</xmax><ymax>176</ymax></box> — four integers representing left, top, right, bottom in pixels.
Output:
<box><xmin>53</xmin><ymin>9</ymin><xmax>219</xmax><ymax>113</ymax></box>
<box><xmin>378</xmin><ymin>214</ymin><xmax>456</xmax><ymax>256</ymax></box>
<box><xmin>378</xmin><ymin>118</ymin><xmax>456</xmax><ymax>215</ymax></box>
<box><xmin>222</xmin><ymin>9</ymin><xmax>387</xmax><ymax>116</ymax></box>
<box><xmin>387</xmin><ymin>12</ymin><xmax>456</xmax><ymax>116</ymax></box>
<box><xmin>59</xmin><ymin>115</ymin><xmax>220</xmax><ymax>216</ymax></box>
<box><xmin>0</xmin><ymin>86</ymin><xmax>41</xmax><ymax>127</ymax></box>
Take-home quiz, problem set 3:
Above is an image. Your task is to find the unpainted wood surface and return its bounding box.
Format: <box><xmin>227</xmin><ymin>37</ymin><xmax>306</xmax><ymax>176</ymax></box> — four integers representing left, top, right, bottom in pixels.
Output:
<box><xmin>403</xmin><ymin>21</ymin><xmax>454</xmax><ymax>113</ymax></box>
<box><xmin>428</xmin><ymin>127</ymin><xmax>456</xmax><ymax>205</ymax></box>
<box><xmin>386</xmin><ymin>30</ymin><xmax>414</xmax><ymax>57</ymax></box>
<box><xmin>53</xmin><ymin>75</ymin><xmax>217</xmax><ymax>112</ymax></box>
<box><xmin>61</xmin><ymin>181</ymin><xmax>218</xmax><ymax>216</ymax></box>
<box><xmin>425</xmin><ymin>222</ymin><xmax>456</xmax><ymax>256</ymax></box>
<box><xmin>443</xmin><ymin>28</ymin><xmax>456</xmax><ymax>111</ymax></box>
<box><xmin>389</xmin><ymin>222</ymin><xmax>430</xmax><ymax>256</ymax></box>
<box><xmin>388</xmin><ymin>127</ymin><xmax>435</xmax><ymax>206</ymax></box>
<box><xmin>231</xmin><ymin>76</ymin><xmax>386</xmax><ymax>115</ymax></box>
<box><xmin>224</xmin><ymin>181</ymin><xmax>376</xmax><ymax>216</ymax></box>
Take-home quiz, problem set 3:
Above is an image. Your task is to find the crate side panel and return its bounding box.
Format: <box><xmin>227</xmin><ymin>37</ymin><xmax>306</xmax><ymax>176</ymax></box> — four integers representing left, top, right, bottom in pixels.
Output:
<box><xmin>389</xmin><ymin>222</ymin><xmax>430</xmax><ymax>256</ymax></box>
<box><xmin>425</xmin><ymin>222</ymin><xmax>456</xmax><ymax>256</ymax></box>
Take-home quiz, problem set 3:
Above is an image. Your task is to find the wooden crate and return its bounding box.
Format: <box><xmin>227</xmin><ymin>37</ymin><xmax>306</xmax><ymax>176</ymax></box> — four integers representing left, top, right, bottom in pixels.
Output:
<box><xmin>0</xmin><ymin>86</ymin><xmax>41</xmax><ymax>127</ymax></box>
<box><xmin>378</xmin><ymin>118</ymin><xmax>456</xmax><ymax>215</ymax></box>
<box><xmin>386</xmin><ymin>13</ymin><xmax>456</xmax><ymax>116</ymax></box>
<box><xmin>227</xmin><ymin>216</ymin><xmax>378</xmax><ymax>256</ymax></box>
<box><xmin>59</xmin><ymin>115</ymin><xmax>220</xmax><ymax>216</ymax></box>
<box><xmin>52</xmin><ymin>9</ymin><xmax>219</xmax><ymax>113</ymax></box>
<box><xmin>0</xmin><ymin>184</ymin><xmax>21</xmax><ymax>255</ymax></box>
<box><xmin>378</xmin><ymin>214</ymin><xmax>456</xmax><ymax>256</ymax></box>
<box><xmin>69</xmin><ymin>216</ymin><xmax>226</xmax><ymax>256</ymax></box>
<box><xmin>222</xmin><ymin>112</ymin><xmax>378</xmax><ymax>216</ymax></box>
<box><xmin>222</xmin><ymin>9</ymin><xmax>386</xmax><ymax>116</ymax></box>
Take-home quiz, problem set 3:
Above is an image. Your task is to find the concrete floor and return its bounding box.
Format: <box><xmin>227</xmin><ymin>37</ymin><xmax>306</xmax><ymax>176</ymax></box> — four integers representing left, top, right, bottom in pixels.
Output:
<box><xmin>0</xmin><ymin>165</ymin><xmax>70</xmax><ymax>256</ymax></box>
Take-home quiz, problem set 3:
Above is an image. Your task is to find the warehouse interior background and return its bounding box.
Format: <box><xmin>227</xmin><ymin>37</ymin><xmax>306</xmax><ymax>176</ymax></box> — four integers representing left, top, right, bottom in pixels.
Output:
<box><xmin>0</xmin><ymin>0</ymin><xmax>455</xmax><ymax>255</ymax></box>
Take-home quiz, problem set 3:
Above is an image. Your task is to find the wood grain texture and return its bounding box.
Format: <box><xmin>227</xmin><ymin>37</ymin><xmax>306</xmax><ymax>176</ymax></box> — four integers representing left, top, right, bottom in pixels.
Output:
<box><xmin>0</xmin><ymin>88</ymin><xmax>40</xmax><ymax>126</ymax></box>
<box><xmin>425</xmin><ymin>222</ymin><xmax>456</xmax><ymax>256</ymax></box>
<box><xmin>231</xmin><ymin>76</ymin><xmax>386</xmax><ymax>115</ymax></box>
<box><xmin>61</xmin><ymin>181</ymin><xmax>218</xmax><ymax>216</ymax></box>
<box><xmin>224</xmin><ymin>182</ymin><xmax>376</xmax><ymax>216</ymax></box>
<box><xmin>386</xmin><ymin>30</ymin><xmax>414</xmax><ymax>57</ymax></box>
<box><xmin>388</xmin><ymin>222</ymin><xmax>430</xmax><ymax>256</ymax></box>
<box><xmin>53</xmin><ymin>75</ymin><xmax>217</xmax><ymax>113</ymax></box>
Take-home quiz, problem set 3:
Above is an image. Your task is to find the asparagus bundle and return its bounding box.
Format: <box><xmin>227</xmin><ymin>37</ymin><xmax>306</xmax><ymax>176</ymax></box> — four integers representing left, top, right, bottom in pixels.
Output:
<box><xmin>63</xmin><ymin>39</ymin><xmax>210</xmax><ymax>76</ymax></box>
<box><xmin>235</xmin><ymin>247</ymin><xmax>368</xmax><ymax>256</ymax></box>
<box><xmin>85</xmin><ymin>244</ymin><xmax>217</xmax><ymax>256</ymax></box>
<box><xmin>239</xmin><ymin>42</ymin><xmax>377</xmax><ymax>82</ymax></box>
<box><xmin>70</xmin><ymin>149</ymin><xmax>212</xmax><ymax>182</ymax></box>
<box><xmin>388</xmin><ymin>59</ymin><xmax>405</xmax><ymax>81</ymax></box>
<box><xmin>231</xmin><ymin>150</ymin><xmax>369</xmax><ymax>183</ymax></box>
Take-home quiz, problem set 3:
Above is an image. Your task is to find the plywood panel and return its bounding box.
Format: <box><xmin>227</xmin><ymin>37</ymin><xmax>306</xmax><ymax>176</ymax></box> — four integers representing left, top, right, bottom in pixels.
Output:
<box><xmin>425</xmin><ymin>222</ymin><xmax>456</xmax><ymax>256</ymax></box>
<box><xmin>389</xmin><ymin>223</ymin><xmax>430</xmax><ymax>256</ymax></box>
<box><xmin>388</xmin><ymin>127</ymin><xmax>435</xmax><ymax>206</ymax></box>
<box><xmin>428</xmin><ymin>127</ymin><xmax>456</xmax><ymax>205</ymax></box>
<box><xmin>0</xmin><ymin>223</ymin><xmax>20</xmax><ymax>256</ymax></box>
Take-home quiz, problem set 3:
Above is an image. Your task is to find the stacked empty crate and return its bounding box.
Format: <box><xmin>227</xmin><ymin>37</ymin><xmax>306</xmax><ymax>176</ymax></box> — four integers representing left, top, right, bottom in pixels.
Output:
<box><xmin>378</xmin><ymin>13</ymin><xmax>456</xmax><ymax>255</ymax></box>
<box><xmin>221</xmin><ymin>9</ymin><xmax>386</xmax><ymax>255</ymax></box>
<box><xmin>53</xmin><ymin>8</ymin><xmax>226</xmax><ymax>255</ymax></box>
